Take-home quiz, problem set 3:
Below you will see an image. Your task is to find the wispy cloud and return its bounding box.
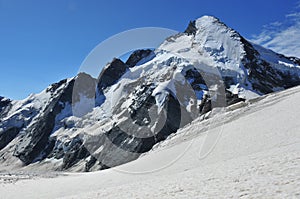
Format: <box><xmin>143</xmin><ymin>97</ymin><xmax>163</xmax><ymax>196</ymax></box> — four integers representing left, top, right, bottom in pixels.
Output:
<box><xmin>297</xmin><ymin>0</ymin><xmax>300</xmax><ymax>8</ymax></box>
<box><xmin>250</xmin><ymin>2</ymin><xmax>300</xmax><ymax>58</ymax></box>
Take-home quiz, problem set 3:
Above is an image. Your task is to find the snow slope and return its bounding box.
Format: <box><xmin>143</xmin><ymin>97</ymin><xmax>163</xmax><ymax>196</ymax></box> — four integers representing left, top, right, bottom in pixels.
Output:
<box><xmin>1</xmin><ymin>85</ymin><xmax>299</xmax><ymax>198</ymax></box>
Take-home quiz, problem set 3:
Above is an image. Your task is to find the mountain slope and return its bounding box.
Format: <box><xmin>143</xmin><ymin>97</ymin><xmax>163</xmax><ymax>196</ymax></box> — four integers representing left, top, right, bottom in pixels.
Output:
<box><xmin>1</xmin><ymin>83</ymin><xmax>299</xmax><ymax>199</ymax></box>
<box><xmin>0</xmin><ymin>15</ymin><xmax>300</xmax><ymax>172</ymax></box>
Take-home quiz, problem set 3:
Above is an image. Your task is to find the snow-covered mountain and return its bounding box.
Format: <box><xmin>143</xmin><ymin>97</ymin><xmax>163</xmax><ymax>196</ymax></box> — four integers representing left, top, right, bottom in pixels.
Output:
<box><xmin>1</xmin><ymin>79</ymin><xmax>300</xmax><ymax>199</ymax></box>
<box><xmin>0</xmin><ymin>15</ymin><xmax>300</xmax><ymax>172</ymax></box>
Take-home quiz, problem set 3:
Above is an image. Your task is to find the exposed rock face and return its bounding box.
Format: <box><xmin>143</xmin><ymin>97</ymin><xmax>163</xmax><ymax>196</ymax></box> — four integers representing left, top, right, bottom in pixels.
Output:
<box><xmin>241</xmin><ymin>38</ymin><xmax>300</xmax><ymax>94</ymax></box>
<box><xmin>13</xmin><ymin>79</ymin><xmax>75</xmax><ymax>164</ymax></box>
<box><xmin>288</xmin><ymin>57</ymin><xmax>300</xmax><ymax>65</ymax></box>
<box><xmin>60</xmin><ymin>135</ymin><xmax>90</xmax><ymax>170</ymax></box>
<box><xmin>0</xmin><ymin>126</ymin><xmax>20</xmax><ymax>150</ymax></box>
<box><xmin>84</xmin><ymin>83</ymin><xmax>181</xmax><ymax>169</ymax></box>
<box><xmin>184</xmin><ymin>20</ymin><xmax>197</xmax><ymax>35</ymax></box>
<box><xmin>98</xmin><ymin>58</ymin><xmax>128</xmax><ymax>90</ymax></box>
<box><xmin>12</xmin><ymin>73</ymin><xmax>96</xmax><ymax>166</ymax></box>
<box><xmin>0</xmin><ymin>95</ymin><xmax>44</xmax><ymax>154</ymax></box>
<box><xmin>125</xmin><ymin>49</ymin><xmax>153</xmax><ymax>67</ymax></box>
<box><xmin>0</xmin><ymin>97</ymin><xmax>11</xmax><ymax>115</ymax></box>
<box><xmin>225</xmin><ymin>90</ymin><xmax>245</xmax><ymax>106</ymax></box>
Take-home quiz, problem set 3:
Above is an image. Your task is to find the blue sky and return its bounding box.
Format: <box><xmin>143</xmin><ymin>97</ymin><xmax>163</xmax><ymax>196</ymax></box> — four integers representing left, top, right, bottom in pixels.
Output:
<box><xmin>0</xmin><ymin>0</ymin><xmax>299</xmax><ymax>100</ymax></box>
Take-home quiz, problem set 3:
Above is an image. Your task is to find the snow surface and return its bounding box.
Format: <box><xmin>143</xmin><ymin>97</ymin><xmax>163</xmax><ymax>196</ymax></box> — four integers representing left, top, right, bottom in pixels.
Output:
<box><xmin>1</xmin><ymin>85</ymin><xmax>299</xmax><ymax>199</ymax></box>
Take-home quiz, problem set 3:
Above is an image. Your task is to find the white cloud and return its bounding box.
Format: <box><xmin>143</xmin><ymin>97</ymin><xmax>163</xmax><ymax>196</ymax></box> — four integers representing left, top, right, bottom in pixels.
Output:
<box><xmin>250</xmin><ymin>3</ymin><xmax>300</xmax><ymax>58</ymax></box>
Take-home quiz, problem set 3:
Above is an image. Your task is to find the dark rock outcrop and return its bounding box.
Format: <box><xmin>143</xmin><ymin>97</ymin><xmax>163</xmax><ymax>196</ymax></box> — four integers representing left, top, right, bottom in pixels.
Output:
<box><xmin>13</xmin><ymin>78</ymin><xmax>75</xmax><ymax>164</ymax></box>
<box><xmin>225</xmin><ymin>90</ymin><xmax>245</xmax><ymax>106</ymax></box>
<box><xmin>13</xmin><ymin>73</ymin><xmax>97</xmax><ymax>165</ymax></box>
<box><xmin>184</xmin><ymin>20</ymin><xmax>197</xmax><ymax>35</ymax></box>
<box><xmin>288</xmin><ymin>57</ymin><xmax>300</xmax><ymax>65</ymax></box>
<box><xmin>241</xmin><ymin>37</ymin><xmax>300</xmax><ymax>94</ymax></box>
<box><xmin>85</xmin><ymin>84</ymin><xmax>181</xmax><ymax>169</ymax></box>
<box><xmin>0</xmin><ymin>126</ymin><xmax>20</xmax><ymax>150</ymax></box>
<box><xmin>0</xmin><ymin>97</ymin><xmax>11</xmax><ymax>116</ymax></box>
<box><xmin>125</xmin><ymin>49</ymin><xmax>153</xmax><ymax>68</ymax></box>
<box><xmin>0</xmin><ymin>98</ymin><xmax>40</xmax><ymax>152</ymax></box>
<box><xmin>61</xmin><ymin>136</ymin><xmax>90</xmax><ymax>170</ymax></box>
<box><xmin>98</xmin><ymin>58</ymin><xmax>128</xmax><ymax>90</ymax></box>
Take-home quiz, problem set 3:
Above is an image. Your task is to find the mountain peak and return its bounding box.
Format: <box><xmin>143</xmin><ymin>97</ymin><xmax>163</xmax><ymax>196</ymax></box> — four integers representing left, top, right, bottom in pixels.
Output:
<box><xmin>184</xmin><ymin>15</ymin><xmax>221</xmax><ymax>35</ymax></box>
<box><xmin>194</xmin><ymin>15</ymin><xmax>233</xmax><ymax>33</ymax></box>
<box><xmin>196</xmin><ymin>15</ymin><xmax>219</xmax><ymax>23</ymax></box>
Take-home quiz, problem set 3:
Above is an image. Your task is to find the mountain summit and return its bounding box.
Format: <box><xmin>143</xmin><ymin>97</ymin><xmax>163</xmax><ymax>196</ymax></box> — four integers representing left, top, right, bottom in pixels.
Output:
<box><xmin>0</xmin><ymin>16</ymin><xmax>299</xmax><ymax>172</ymax></box>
